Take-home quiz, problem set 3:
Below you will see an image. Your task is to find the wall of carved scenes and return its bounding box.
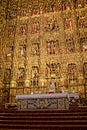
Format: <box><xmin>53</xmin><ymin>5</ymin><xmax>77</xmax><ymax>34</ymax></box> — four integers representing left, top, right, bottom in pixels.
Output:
<box><xmin>0</xmin><ymin>0</ymin><xmax>87</xmax><ymax>104</ymax></box>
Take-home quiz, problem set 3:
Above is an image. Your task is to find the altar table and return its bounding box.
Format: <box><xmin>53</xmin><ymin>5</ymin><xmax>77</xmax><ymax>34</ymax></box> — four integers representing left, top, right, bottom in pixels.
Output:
<box><xmin>16</xmin><ymin>93</ymin><xmax>79</xmax><ymax>110</ymax></box>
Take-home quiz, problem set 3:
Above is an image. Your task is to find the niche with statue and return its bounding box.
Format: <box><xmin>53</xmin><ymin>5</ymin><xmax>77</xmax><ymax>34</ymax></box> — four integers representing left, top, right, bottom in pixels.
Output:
<box><xmin>31</xmin><ymin>66</ymin><xmax>39</xmax><ymax>87</ymax></box>
<box><xmin>46</xmin><ymin>39</ymin><xmax>59</xmax><ymax>55</ymax></box>
<box><xmin>46</xmin><ymin>61</ymin><xmax>60</xmax><ymax>78</ymax></box>
<box><xmin>48</xmin><ymin>79</ymin><xmax>56</xmax><ymax>93</ymax></box>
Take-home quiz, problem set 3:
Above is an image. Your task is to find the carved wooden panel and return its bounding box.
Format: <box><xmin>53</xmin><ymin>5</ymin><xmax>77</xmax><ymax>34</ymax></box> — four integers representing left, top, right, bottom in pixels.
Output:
<box><xmin>19</xmin><ymin>45</ymin><xmax>26</xmax><ymax>58</ymax></box>
<box><xmin>18</xmin><ymin>68</ymin><xmax>25</xmax><ymax>80</ymax></box>
<box><xmin>32</xmin><ymin>43</ymin><xmax>40</xmax><ymax>56</ymax></box>
<box><xmin>4</xmin><ymin>69</ymin><xmax>11</xmax><ymax>83</ymax></box>
<box><xmin>65</xmin><ymin>34</ymin><xmax>75</xmax><ymax>53</ymax></box>
<box><xmin>46</xmin><ymin>61</ymin><xmax>60</xmax><ymax>78</ymax></box>
<box><xmin>17</xmin><ymin>82</ymin><xmax>24</xmax><ymax>87</ymax></box>
<box><xmin>31</xmin><ymin>17</ymin><xmax>40</xmax><ymax>34</ymax></box>
<box><xmin>6</xmin><ymin>46</ymin><xmax>13</xmax><ymax>62</ymax></box>
<box><xmin>31</xmin><ymin>66</ymin><xmax>39</xmax><ymax>87</ymax></box>
<box><xmin>7</xmin><ymin>0</ymin><xmax>18</xmax><ymax>19</ymax></box>
<box><xmin>63</xmin><ymin>12</ymin><xmax>73</xmax><ymax>30</ymax></box>
<box><xmin>67</xmin><ymin>63</ymin><xmax>77</xmax><ymax>80</ymax></box>
<box><xmin>76</xmin><ymin>0</ymin><xmax>86</xmax><ymax>8</ymax></box>
<box><xmin>61</xmin><ymin>1</ymin><xmax>72</xmax><ymax>11</ymax></box>
<box><xmin>44</xmin><ymin>0</ymin><xmax>58</xmax><ymax>13</ymax></box>
<box><xmin>83</xmin><ymin>62</ymin><xmax>87</xmax><ymax>78</ymax></box>
<box><xmin>46</xmin><ymin>39</ymin><xmax>59</xmax><ymax>55</ymax></box>
<box><xmin>44</xmin><ymin>15</ymin><xmax>59</xmax><ymax>32</ymax></box>
<box><xmin>7</xmin><ymin>25</ymin><xmax>15</xmax><ymax>38</ymax></box>
<box><xmin>80</xmin><ymin>37</ymin><xmax>87</xmax><ymax>51</ymax></box>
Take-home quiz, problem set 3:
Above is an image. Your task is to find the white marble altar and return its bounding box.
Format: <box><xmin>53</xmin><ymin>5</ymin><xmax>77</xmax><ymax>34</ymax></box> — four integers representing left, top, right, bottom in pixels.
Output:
<box><xmin>16</xmin><ymin>93</ymin><xmax>79</xmax><ymax>110</ymax></box>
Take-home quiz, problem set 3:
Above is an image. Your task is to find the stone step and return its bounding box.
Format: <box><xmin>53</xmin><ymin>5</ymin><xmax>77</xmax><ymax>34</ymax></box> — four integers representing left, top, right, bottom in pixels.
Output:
<box><xmin>1</xmin><ymin>112</ymin><xmax>87</xmax><ymax>117</ymax></box>
<box><xmin>0</xmin><ymin>124</ymin><xmax>87</xmax><ymax>130</ymax></box>
<box><xmin>0</xmin><ymin>115</ymin><xmax>87</xmax><ymax>120</ymax></box>
<box><xmin>0</xmin><ymin>119</ymin><xmax>87</xmax><ymax>124</ymax></box>
<box><xmin>0</xmin><ymin>110</ymin><xmax>87</xmax><ymax>114</ymax></box>
<box><xmin>0</xmin><ymin>109</ymin><xmax>87</xmax><ymax>113</ymax></box>
<box><xmin>0</xmin><ymin>108</ymin><xmax>87</xmax><ymax>130</ymax></box>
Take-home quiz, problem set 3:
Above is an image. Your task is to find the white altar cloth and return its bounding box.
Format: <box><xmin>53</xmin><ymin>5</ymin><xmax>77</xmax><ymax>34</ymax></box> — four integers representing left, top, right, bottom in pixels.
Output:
<box><xmin>16</xmin><ymin>92</ymin><xmax>79</xmax><ymax>100</ymax></box>
<box><xmin>16</xmin><ymin>93</ymin><xmax>69</xmax><ymax>100</ymax></box>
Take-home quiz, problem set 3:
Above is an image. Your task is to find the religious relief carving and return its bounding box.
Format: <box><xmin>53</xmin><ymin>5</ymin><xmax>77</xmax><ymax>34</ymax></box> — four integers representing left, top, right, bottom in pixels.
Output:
<box><xmin>8</xmin><ymin>25</ymin><xmax>15</xmax><ymax>38</ymax></box>
<box><xmin>8</xmin><ymin>0</ymin><xmax>18</xmax><ymax>6</ymax></box>
<box><xmin>2</xmin><ymin>88</ymin><xmax>9</xmax><ymax>104</ymax></box>
<box><xmin>84</xmin><ymin>78</ymin><xmax>87</xmax><ymax>85</ymax></box>
<box><xmin>44</xmin><ymin>4</ymin><xmax>50</xmax><ymax>13</ymax></box>
<box><xmin>31</xmin><ymin>79</ymin><xmax>39</xmax><ymax>87</ymax></box>
<box><xmin>17</xmin><ymin>82</ymin><xmax>24</xmax><ymax>87</ymax></box>
<box><xmin>77</xmin><ymin>9</ymin><xmax>87</xmax><ymax>28</ymax></box>
<box><xmin>39</xmin><ymin>3</ymin><xmax>44</xmax><ymax>14</ymax></box>
<box><xmin>63</xmin><ymin>11</ymin><xmax>73</xmax><ymax>30</ymax></box>
<box><xmin>18</xmin><ymin>0</ymin><xmax>28</xmax><ymax>17</ymax></box>
<box><xmin>0</xmin><ymin>67</ymin><xmax>2</xmax><ymax>80</ymax></box>
<box><xmin>32</xmin><ymin>43</ymin><xmax>40</xmax><ymax>56</ymax></box>
<box><xmin>46</xmin><ymin>40</ymin><xmax>59</xmax><ymax>55</ymax></box>
<box><xmin>84</xmin><ymin>0</ymin><xmax>87</xmax><ymax>7</ymax></box>
<box><xmin>0</xmin><ymin>26</ymin><xmax>5</xmax><ymax>37</ymax></box>
<box><xmin>6</xmin><ymin>46</ymin><xmax>13</xmax><ymax>61</ymax></box>
<box><xmin>44</xmin><ymin>1</ymin><xmax>58</xmax><ymax>13</ymax></box>
<box><xmin>19</xmin><ymin>8</ymin><xmax>29</xmax><ymax>17</ymax></box>
<box><xmin>4</xmin><ymin>69</ymin><xmax>11</xmax><ymax>83</ymax></box>
<box><xmin>7</xmin><ymin>0</ymin><xmax>18</xmax><ymax>19</ymax></box>
<box><xmin>7</xmin><ymin>7</ymin><xmax>17</xmax><ymax>19</ymax></box>
<box><xmin>31</xmin><ymin>17</ymin><xmax>40</xmax><ymax>34</ymax></box>
<box><xmin>83</xmin><ymin>62</ymin><xmax>87</xmax><ymax>79</ymax></box>
<box><xmin>0</xmin><ymin>16</ymin><xmax>3</xmax><ymax>25</ymax></box>
<box><xmin>18</xmin><ymin>23</ymin><xmax>27</xmax><ymax>35</ymax></box>
<box><xmin>66</xmin><ymin>36</ymin><xmax>75</xmax><ymax>53</ymax></box>
<box><xmin>0</xmin><ymin>0</ymin><xmax>2</xmax><ymax>5</ymax></box>
<box><xmin>27</xmin><ymin>0</ymin><xmax>40</xmax><ymax>16</ymax></box>
<box><xmin>48</xmin><ymin>80</ymin><xmax>56</xmax><ymax>93</ymax></box>
<box><xmin>19</xmin><ymin>44</ymin><xmax>26</xmax><ymax>58</ymax></box>
<box><xmin>50</xmin><ymin>2</ymin><xmax>58</xmax><ymax>12</ymax></box>
<box><xmin>67</xmin><ymin>63</ymin><xmax>77</xmax><ymax>80</ymax></box>
<box><xmin>46</xmin><ymin>61</ymin><xmax>60</xmax><ymax>78</ymax></box>
<box><xmin>64</xmin><ymin>18</ymin><xmax>73</xmax><ymax>30</ymax></box>
<box><xmin>31</xmin><ymin>66</ymin><xmax>39</xmax><ymax>79</ymax></box>
<box><xmin>80</xmin><ymin>38</ymin><xmax>87</xmax><ymax>51</ymax></box>
<box><xmin>31</xmin><ymin>6</ymin><xmax>40</xmax><ymax>15</ymax></box>
<box><xmin>31</xmin><ymin>66</ymin><xmax>39</xmax><ymax>87</ymax></box>
<box><xmin>76</xmin><ymin>0</ymin><xmax>86</xmax><ymax>8</ymax></box>
<box><xmin>1</xmin><ymin>6</ymin><xmax>6</xmax><ymax>18</ymax></box>
<box><xmin>27</xmin><ymin>3</ymin><xmax>42</xmax><ymax>16</ymax></box>
<box><xmin>61</xmin><ymin>1</ymin><xmax>72</xmax><ymax>11</ymax></box>
<box><xmin>77</xmin><ymin>17</ymin><xmax>87</xmax><ymax>28</ymax></box>
<box><xmin>18</xmin><ymin>68</ymin><xmax>25</xmax><ymax>80</ymax></box>
<box><xmin>44</xmin><ymin>16</ymin><xmax>59</xmax><ymax>32</ymax></box>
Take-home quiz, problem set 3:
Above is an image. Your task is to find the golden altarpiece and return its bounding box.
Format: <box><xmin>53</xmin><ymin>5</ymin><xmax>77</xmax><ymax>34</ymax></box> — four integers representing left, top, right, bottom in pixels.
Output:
<box><xmin>0</xmin><ymin>0</ymin><xmax>87</xmax><ymax>107</ymax></box>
